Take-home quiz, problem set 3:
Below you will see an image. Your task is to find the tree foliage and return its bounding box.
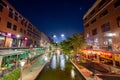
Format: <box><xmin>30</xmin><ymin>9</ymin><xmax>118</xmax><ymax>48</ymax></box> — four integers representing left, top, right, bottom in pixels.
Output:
<box><xmin>60</xmin><ymin>33</ymin><xmax>86</xmax><ymax>55</ymax></box>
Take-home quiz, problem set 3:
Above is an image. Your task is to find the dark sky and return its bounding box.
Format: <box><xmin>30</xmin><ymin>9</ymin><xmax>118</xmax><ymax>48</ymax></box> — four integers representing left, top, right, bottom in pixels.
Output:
<box><xmin>7</xmin><ymin>0</ymin><xmax>95</xmax><ymax>41</ymax></box>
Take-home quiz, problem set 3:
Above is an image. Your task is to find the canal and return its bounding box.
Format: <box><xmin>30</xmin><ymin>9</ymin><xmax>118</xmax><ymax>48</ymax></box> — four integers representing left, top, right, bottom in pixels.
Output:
<box><xmin>35</xmin><ymin>53</ymin><xmax>85</xmax><ymax>80</ymax></box>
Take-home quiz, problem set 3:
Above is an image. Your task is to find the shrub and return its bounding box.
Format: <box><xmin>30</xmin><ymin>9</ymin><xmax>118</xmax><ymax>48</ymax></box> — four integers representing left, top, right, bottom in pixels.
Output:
<box><xmin>1</xmin><ymin>68</ymin><xmax>20</xmax><ymax>80</ymax></box>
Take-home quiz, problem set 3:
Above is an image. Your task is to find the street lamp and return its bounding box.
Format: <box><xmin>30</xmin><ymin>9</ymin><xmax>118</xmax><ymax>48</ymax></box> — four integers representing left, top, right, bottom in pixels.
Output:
<box><xmin>53</xmin><ymin>35</ymin><xmax>56</xmax><ymax>38</ymax></box>
<box><xmin>61</xmin><ymin>34</ymin><xmax>64</xmax><ymax>37</ymax></box>
<box><xmin>20</xmin><ymin>61</ymin><xmax>25</xmax><ymax>80</ymax></box>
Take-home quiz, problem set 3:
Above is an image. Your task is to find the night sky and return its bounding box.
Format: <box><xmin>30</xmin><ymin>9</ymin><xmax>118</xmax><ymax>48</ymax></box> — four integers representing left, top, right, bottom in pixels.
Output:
<box><xmin>7</xmin><ymin>0</ymin><xmax>95</xmax><ymax>42</ymax></box>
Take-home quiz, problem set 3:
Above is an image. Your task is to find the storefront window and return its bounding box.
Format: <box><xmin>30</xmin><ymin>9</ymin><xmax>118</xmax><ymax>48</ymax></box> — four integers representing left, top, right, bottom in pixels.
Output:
<box><xmin>0</xmin><ymin>36</ymin><xmax>5</xmax><ymax>47</ymax></box>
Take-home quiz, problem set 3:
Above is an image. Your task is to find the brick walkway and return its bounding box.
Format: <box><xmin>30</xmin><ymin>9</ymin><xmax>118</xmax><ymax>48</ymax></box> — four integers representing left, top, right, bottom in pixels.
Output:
<box><xmin>19</xmin><ymin>53</ymin><xmax>51</xmax><ymax>80</ymax></box>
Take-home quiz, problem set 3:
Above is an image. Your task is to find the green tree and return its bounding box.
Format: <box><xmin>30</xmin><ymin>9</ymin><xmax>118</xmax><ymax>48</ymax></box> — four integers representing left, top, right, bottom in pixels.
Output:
<box><xmin>60</xmin><ymin>33</ymin><xmax>86</xmax><ymax>55</ymax></box>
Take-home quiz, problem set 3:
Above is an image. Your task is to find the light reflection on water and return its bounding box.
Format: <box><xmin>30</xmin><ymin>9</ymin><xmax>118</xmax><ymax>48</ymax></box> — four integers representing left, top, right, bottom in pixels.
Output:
<box><xmin>51</xmin><ymin>54</ymin><xmax>57</xmax><ymax>69</ymax></box>
<box><xmin>60</xmin><ymin>54</ymin><xmax>65</xmax><ymax>70</ymax></box>
<box><xmin>36</xmin><ymin>53</ymin><xmax>85</xmax><ymax>80</ymax></box>
<box><xmin>71</xmin><ymin>69</ymin><xmax>75</xmax><ymax>79</ymax></box>
<box><xmin>51</xmin><ymin>54</ymin><xmax>66</xmax><ymax>70</ymax></box>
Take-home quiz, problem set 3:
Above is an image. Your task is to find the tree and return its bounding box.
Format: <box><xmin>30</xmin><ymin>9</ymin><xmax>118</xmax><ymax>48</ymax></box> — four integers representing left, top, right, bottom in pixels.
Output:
<box><xmin>60</xmin><ymin>33</ymin><xmax>86</xmax><ymax>55</ymax></box>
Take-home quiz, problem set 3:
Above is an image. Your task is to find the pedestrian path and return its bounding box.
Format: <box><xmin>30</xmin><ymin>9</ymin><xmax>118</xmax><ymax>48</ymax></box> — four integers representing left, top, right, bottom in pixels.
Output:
<box><xmin>70</xmin><ymin>60</ymin><xmax>103</xmax><ymax>80</ymax></box>
<box><xmin>19</xmin><ymin>53</ymin><xmax>51</xmax><ymax>80</ymax></box>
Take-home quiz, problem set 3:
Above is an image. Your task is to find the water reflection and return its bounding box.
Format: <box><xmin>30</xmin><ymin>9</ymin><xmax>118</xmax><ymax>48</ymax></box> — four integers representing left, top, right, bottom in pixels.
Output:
<box><xmin>71</xmin><ymin>69</ymin><xmax>75</xmax><ymax>79</ymax></box>
<box><xmin>36</xmin><ymin>53</ymin><xmax>85</xmax><ymax>80</ymax></box>
<box><xmin>51</xmin><ymin>54</ymin><xmax>57</xmax><ymax>69</ymax></box>
<box><xmin>51</xmin><ymin>54</ymin><xmax>66</xmax><ymax>70</ymax></box>
<box><xmin>65</xmin><ymin>55</ymin><xmax>69</xmax><ymax>61</ymax></box>
<box><xmin>60</xmin><ymin>54</ymin><xmax>65</xmax><ymax>70</ymax></box>
<box><xmin>56</xmin><ymin>49</ymin><xmax>60</xmax><ymax>66</ymax></box>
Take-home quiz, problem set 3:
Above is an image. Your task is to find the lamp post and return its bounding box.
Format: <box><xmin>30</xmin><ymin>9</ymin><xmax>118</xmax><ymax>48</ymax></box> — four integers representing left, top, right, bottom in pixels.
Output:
<box><xmin>20</xmin><ymin>61</ymin><xmax>25</xmax><ymax>80</ymax></box>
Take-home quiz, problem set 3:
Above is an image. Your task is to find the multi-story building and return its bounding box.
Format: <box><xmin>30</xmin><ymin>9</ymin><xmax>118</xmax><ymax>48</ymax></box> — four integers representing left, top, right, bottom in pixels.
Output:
<box><xmin>83</xmin><ymin>0</ymin><xmax>120</xmax><ymax>50</ymax></box>
<box><xmin>0</xmin><ymin>0</ymin><xmax>50</xmax><ymax>48</ymax></box>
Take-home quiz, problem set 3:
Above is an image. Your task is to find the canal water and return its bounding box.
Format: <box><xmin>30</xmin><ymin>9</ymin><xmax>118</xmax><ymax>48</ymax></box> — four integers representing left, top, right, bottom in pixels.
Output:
<box><xmin>36</xmin><ymin>54</ymin><xmax>85</xmax><ymax>80</ymax></box>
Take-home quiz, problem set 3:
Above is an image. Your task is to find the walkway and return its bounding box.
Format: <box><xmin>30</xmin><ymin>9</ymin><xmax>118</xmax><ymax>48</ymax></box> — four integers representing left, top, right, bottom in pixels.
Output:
<box><xmin>19</xmin><ymin>53</ymin><xmax>51</xmax><ymax>80</ymax></box>
<box><xmin>71</xmin><ymin>60</ymin><xmax>103</xmax><ymax>80</ymax></box>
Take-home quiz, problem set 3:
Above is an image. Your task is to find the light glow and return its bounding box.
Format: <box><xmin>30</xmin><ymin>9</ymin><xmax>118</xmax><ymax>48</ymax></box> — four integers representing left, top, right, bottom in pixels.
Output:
<box><xmin>16</xmin><ymin>35</ymin><xmax>20</xmax><ymax>38</ymax></box>
<box><xmin>61</xmin><ymin>34</ymin><xmax>64</xmax><ymax>37</ymax></box>
<box><xmin>7</xmin><ymin>33</ymin><xmax>12</xmax><ymax>37</ymax></box>
<box><xmin>53</xmin><ymin>35</ymin><xmax>56</xmax><ymax>38</ymax></box>
<box><xmin>20</xmin><ymin>61</ymin><xmax>25</xmax><ymax>67</ymax></box>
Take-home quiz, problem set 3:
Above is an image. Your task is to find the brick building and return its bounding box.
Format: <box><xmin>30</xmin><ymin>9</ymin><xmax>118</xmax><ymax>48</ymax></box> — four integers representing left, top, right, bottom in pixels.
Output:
<box><xmin>83</xmin><ymin>0</ymin><xmax>120</xmax><ymax>50</ymax></box>
<box><xmin>0</xmin><ymin>0</ymin><xmax>50</xmax><ymax>48</ymax></box>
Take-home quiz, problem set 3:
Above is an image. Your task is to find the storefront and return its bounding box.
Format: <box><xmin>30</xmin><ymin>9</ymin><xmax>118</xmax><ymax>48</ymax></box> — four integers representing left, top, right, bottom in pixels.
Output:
<box><xmin>0</xmin><ymin>31</ymin><xmax>6</xmax><ymax>48</ymax></box>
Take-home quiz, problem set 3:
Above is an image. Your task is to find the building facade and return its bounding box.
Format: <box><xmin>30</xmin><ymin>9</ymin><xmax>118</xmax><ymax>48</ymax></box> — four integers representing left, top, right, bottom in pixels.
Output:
<box><xmin>83</xmin><ymin>0</ymin><xmax>120</xmax><ymax>51</ymax></box>
<box><xmin>0</xmin><ymin>0</ymin><xmax>50</xmax><ymax>48</ymax></box>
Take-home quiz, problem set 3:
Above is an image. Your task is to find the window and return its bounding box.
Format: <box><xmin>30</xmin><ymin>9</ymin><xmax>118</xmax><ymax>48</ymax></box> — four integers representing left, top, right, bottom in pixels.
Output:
<box><xmin>13</xmin><ymin>25</ymin><xmax>17</xmax><ymax>31</ymax></box>
<box><xmin>20</xmin><ymin>28</ymin><xmax>23</xmax><ymax>33</ymax></box>
<box><xmin>85</xmin><ymin>23</ymin><xmax>89</xmax><ymax>28</ymax></box>
<box><xmin>27</xmin><ymin>32</ymin><xmax>29</xmax><ymax>36</ymax></box>
<box><xmin>91</xmin><ymin>18</ymin><xmax>96</xmax><ymax>24</ymax></box>
<box><xmin>9</xmin><ymin>8</ymin><xmax>13</xmax><ymax>12</ymax></box>
<box><xmin>14</xmin><ymin>16</ymin><xmax>18</xmax><ymax>21</ymax></box>
<box><xmin>7</xmin><ymin>22</ymin><xmax>12</xmax><ymax>29</ymax></box>
<box><xmin>101</xmin><ymin>23</ymin><xmax>110</xmax><ymax>32</ymax></box>
<box><xmin>0</xmin><ymin>4</ymin><xmax>3</xmax><ymax>12</ymax></box>
<box><xmin>24</xmin><ymin>21</ymin><xmax>27</xmax><ymax>27</ymax></box>
<box><xmin>0</xmin><ymin>0</ymin><xmax>7</xmax><ymax>7</ymax></box>
<box><xmin>24</xmin><ymin>30</ymin><xmax>26</xmax><ymax>34</ymax></box>
<box><xmin>21</xmin><ymin>19</ymin><xmax>25</xmax><ymax>25</ymax></box>
<box><xmin>90</xmin><ymin>9</ymin><xmax>95</xmax><ymax>15</ymax></box>
<box><xmin>9</xmin><ymin>11</ymin><xmax>13</xmax><ymax>18</ymax></box>
<box><xmin>8</xmin><ymin>8</ymin><xmax>13</xmax><ymax>18</ymax></box>
<box><xmin>98</xmin><ymin>0</ymin><xmax>106</xmax><ymax>8</ymax></box>
<box><xmin>92</xmin><ymin>28</ymin><xmax>97</xmax><ymax>35</ymax></box>
<box><xmin>15</xmin><ymin>12</ymin><xmax>18</xmax><ymax>15</ymax></box>
<box><xmin>100</xmin><ymin>10</ymin><xmax>108</xmax><ymax>18</ymax></box>
<box><xmin>117</xmin><ymin>17</ymin><xmax>120</xmax><ymax>27</ymax></box>
<box><xmin>28</xmin><ymin>24</ymin><xmax>32</xmax><ymax>30</ymax></box>
<box><xmin>114</xmin><ymin>0</ymin><xmax>120</xmax><ymax>8</ymax></box>
<box><xmin>19</xmin><ymin>15</ymin><xmax>22</xmax><ymax>19</ymax></box>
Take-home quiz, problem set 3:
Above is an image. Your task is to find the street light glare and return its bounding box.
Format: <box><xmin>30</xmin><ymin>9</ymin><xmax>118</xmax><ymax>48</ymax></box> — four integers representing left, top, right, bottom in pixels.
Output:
<box><xmin>61</xmin><ymin>34</ymin><xmax>64</xmax><ymax>37</ymax></box>
<box><xmin>16</xmin><ymin>35</ymin><xmax>20</xmax><ymax>38</ymax></box>
<box><xmin>53</xmin><ymin>35</ymin><xmax>56</xmax><ymax>38</ymax></box>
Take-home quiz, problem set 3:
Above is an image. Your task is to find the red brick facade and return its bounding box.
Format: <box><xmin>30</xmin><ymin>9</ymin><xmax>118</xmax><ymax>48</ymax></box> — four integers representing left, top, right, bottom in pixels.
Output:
<box><xmin>83</xmin><ymin>0</ymin><xmax>120</xmax><ymax>50</ymax></box>
<box><xmin>0</xmin><ymin>0</ymin><xmax>49</xmax><ymax>48</ymax></box>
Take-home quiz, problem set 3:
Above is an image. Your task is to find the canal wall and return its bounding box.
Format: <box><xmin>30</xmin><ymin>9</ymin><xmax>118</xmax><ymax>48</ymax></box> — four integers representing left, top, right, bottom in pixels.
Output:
<box><xmin>70</xmin><ymin>60</ymin><xmax>102</xmax><ymax>80</ymax></box>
